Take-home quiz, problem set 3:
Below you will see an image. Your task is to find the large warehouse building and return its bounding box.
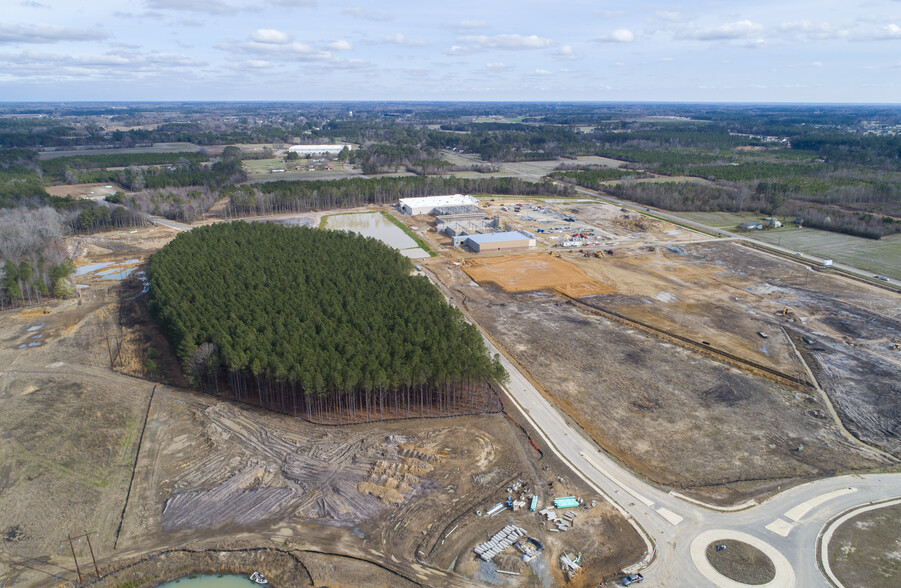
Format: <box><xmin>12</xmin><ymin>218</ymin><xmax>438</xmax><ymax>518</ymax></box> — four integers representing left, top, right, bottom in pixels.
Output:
<box><xmin>398</xmin><ymin>194</ymin><xmax>478</xmax><ymax>216</ymax></box>
<box><xmin>464</xmin><ymin>231</ymin><xmax>536</xmax><ymax>253</ymax></box>
<box><xmin>288</xmin><ymin>144</ymin><xmax>352</xmax><ymax>156</ymax></box>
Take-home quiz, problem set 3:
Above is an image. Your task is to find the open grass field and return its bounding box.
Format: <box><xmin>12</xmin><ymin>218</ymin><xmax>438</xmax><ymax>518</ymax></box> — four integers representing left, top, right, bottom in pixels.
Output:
<box><xmin>38</xmin><ymin>143</ymin><xmax>201</xmax><ymax>159</ymax></box>
<box><xmin>670</xmin><ymin>211</ymin><xmax>779</xmax><ymax>228</ymax></box>
<box><xmin>752</xmin><ymin>228</ymin><xmax>901</xmax><ymax>280</ymax></box>
<box><xmin>828</xmin><ymin>502</ymin><xmax>901</xmax><ymax>588</ymax></box>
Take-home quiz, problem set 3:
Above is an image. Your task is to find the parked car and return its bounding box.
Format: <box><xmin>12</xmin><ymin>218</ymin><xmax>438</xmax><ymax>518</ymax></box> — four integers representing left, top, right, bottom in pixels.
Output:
<box><xmin>621</xmin><ymin>574</ymin><xmax>644</xmax><ymax>586</ymax></box>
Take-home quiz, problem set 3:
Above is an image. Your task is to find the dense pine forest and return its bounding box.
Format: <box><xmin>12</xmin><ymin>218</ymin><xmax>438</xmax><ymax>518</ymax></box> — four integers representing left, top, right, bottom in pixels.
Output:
<box><xmin>146</xmin><ymin>222</ymin><xmax>506</xmax><ymax>423</ymax></box>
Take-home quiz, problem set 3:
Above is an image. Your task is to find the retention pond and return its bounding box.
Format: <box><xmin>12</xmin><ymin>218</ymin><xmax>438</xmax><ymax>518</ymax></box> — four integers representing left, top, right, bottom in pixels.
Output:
<box><xmin>323</xmin><ymin>212</ymin><xmax>429</xmax><ymax>259</ymax></box>
<box><xmin>157</xmin><ymin>574</ymin><xmax>258</xmax><ymax>587</ymax></box>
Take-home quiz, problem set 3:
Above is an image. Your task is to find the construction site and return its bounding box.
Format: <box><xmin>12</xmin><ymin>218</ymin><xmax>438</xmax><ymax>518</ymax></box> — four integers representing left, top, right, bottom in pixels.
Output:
<box><xmin>2</xmin><ymin>194</ymin><xmax>900</xmax><ymax>585</ymax></box>
<box><xmin>426</xmin><ymin>197</ymin><xmax>901</xmax><ymax>505</ymax></box>
<box><xmin>0</xmin><ymin>219</ymin><xmax>644</xmax><ymax>588</ymax></box>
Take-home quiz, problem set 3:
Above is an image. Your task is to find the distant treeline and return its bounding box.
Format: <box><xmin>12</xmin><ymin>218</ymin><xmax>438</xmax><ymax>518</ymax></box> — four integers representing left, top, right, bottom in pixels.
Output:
<box><xmin>550</xmin><ymin>168</ymin><xmax>650</xmax><ymax>187</ymax></box>
<box><xmin>40</xmin><ymin>151</ymin><xmax>208</xmax><ymax>182</ymax></box>
<box><xmin>605</xmin><ymin>180</ymin><xmax>900</xmax><ymax>239</ymax></box>
<box><xmin>224</xmin><ymin>175</ymin><xmax>574</xmax><ymax>216</ymax></box>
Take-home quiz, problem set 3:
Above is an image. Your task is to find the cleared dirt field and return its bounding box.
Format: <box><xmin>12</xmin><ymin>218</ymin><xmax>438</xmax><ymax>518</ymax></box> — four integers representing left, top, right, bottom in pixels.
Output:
<box><xmin>45</xmin><ymin>182</ymin><xmax>124</xmax><ymax>200</ymax></box>
<box><xmin>828</xmin><ymin>502</ymin><xmax>901</xmax><ymax>588</ymax></box>
<box><xmin>464</xmin><ymin>255</ymin><xmax>612</xmax><ymax>298</ymax></box>
<box><xmin>0</xmin><ymin>224</ymin><xmax>642</xmax><ymax>587</ymax></box>
<box><xmin>444</xmin><ymin>235</ymin><xmax>901</xmax><ymax>503</ymax></box>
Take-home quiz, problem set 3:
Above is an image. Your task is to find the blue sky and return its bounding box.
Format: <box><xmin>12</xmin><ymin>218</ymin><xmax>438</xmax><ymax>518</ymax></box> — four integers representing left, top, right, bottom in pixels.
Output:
<box><xmin>1</xmin><ymin>0</ymin><xmax>900</xmax><ymax>102</ymax></box>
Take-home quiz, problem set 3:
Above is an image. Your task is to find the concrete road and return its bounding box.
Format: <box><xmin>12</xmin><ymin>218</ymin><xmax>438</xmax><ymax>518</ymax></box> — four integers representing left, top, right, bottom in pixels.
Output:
<box><xmin>478</xmin><ymin>327</ymin><xmax>901</xmax><ymax>587</ymax></box>
<box><xmin>421</xmin><ymin>260</ymin><xmax>901</xmax><ymax>587</ymax></box>
<box><xmin>147</xmin><ymin>215</ymin><xmax>191</xmax><ymax>232</ymax></box>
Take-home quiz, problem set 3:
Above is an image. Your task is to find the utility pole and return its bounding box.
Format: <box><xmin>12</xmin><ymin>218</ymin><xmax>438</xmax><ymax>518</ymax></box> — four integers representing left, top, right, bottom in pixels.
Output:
<box><xmin>65</xmin><ymin>534</ymin><xmax>82</xmax><ymax>584</ymax></box>
<box><xmin>63</xmin><ymin>532</ymin><xmax>101</xmax><ymax>583</ymax></box>
<box><xmin>85</xmin><ymin>533</ymin><xmax>100</xmax><ymax>578</ymax></box>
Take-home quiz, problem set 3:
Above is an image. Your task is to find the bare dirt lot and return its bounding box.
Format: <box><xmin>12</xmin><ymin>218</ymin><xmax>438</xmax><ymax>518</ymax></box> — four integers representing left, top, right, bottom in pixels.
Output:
<box><xmin>463</xmin><ymin>255</ymin><xmax>612</xmax><ymax>298</ymax></box>
<box><xmin>45</xmin><ymin>183</ymin><xmax>124</xmax><ymax>200</ymax></box>
<box><xmin>828</xmin><ymin>502</ymin><xmax>901</xmax><ymax>588</ymax></box>
<box><xmin>440</xmin><ymin>233</ymin><xmax>901</xmax><ymax>503</ymax></box>
<box><xmin>0</xmin><ymin>225</ymin><xmax>643</xmax><ymax>587</ymax></box>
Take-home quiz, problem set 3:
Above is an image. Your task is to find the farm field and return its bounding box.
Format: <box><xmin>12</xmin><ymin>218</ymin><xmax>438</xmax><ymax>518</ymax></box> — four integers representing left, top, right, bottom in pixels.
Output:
<box><xmin>662</xmin><ymin>212</ymin><xmax>901</xmax><ymax>279</ymax></box>
<box><xmin>45</xmin><ymin>182</ymin><xmax>124</xmax><ymax>200</ymax></box>
<box><xmin>751</xmin><ymin>228</ymin><xmax>901</xmax><ymax>280</ymax></box>
<box><xmin>668</xmin><ymin>211</ymin><xmax>781</xmax><ymax>228</ymax></box>
<box><xmin>37</xmin><ymin>142</ymin><xmax>201</xmax><ymax>159</ymax></box>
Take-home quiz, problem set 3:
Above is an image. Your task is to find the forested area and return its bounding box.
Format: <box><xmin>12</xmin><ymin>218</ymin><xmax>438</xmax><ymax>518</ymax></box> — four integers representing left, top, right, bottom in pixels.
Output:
<box><xmin>0</xmin><ymin>207</ymin><xmax>76</xmax><ymax>309</ymax></box>
<box><xmin>40</xmin><ymin>151</ymin><xmax>208</xmax><ymax>183</ymax></box>
<box><xmin>224</xmin><ymin>175</ymin><xmax>573</xmax><ymax>216</ymax></box>
<box><xmin>147</xmin><ymin>222</ymin><xmax>506</xmax><ymax>422</ymax></box>
<box><xmin>550</xmin><ymin>168</ymin><xmax>650</xmax><ymax>187</ymax></box>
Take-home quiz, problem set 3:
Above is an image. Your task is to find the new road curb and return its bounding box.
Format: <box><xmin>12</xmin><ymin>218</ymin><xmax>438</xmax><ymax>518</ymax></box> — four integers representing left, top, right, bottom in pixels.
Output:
<box><xmin>817</xmin><ymin>496</ymin><xmax>901</xmax><ymax>588</ymax></box>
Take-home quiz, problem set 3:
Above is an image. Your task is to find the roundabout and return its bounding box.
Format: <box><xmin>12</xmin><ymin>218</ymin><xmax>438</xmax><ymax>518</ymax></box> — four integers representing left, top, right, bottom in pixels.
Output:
<box><xmin>690</xmin><ymin>530</ymin><xmax>796</xmax><ymax>588</ymax></box>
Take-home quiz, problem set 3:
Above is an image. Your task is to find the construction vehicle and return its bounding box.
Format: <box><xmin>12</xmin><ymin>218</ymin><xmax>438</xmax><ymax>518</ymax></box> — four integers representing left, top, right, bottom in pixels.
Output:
<box><xmin>891</xmin><ymin>343</ymin><xmax>900</xmax><ymax>351</ymax></box>
<box><xmin>779</xmin><ymin>307</ymin><xmax>792</xmax><ymax>316</ymax></box>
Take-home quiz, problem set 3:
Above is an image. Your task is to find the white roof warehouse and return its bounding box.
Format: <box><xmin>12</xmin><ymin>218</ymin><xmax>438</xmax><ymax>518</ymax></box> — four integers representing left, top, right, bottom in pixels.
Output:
<box><xmin>398</xmin><ymin>195</ymin><xmax>478</xmax><ymax>215</ymax></box>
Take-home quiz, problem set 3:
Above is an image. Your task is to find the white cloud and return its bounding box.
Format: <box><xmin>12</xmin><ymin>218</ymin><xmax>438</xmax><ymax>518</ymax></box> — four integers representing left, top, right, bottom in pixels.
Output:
<box><xmin>811</xmin><ymin>60</ymin><xmax>823</xmax><ymax>67</ymax></box>
<box><xmin>267</xmin><ymin>0</ymin><xmax>316</xmax><ymax>6</ymax></box>
<box><xmin>873</xmin><ymin>23</ymin><xmax>901</xmax><ymax>40</ymax></box>
<box><xmin>485</xmin><ymin>62</ymin><xmax>510</xmax><ymax>71</ymax></box>
<box><xmin>224</xmin><ymin>35</ymin><xmax>332</xmax><ymax>61</ymax></box>
<box><xmin>554</xmin><ymin>44</ymin><xmax>578</xmax><ymax>60</ymax></box>
<box><xmin>597</xmin><ymin>29</ymin><xmax>635</xmax><ymax>43</ymax></box>
<box><xmin>327</xmin><ymin>39</ymin><xmax>352</xmax><ymax>51</ymax></box>
<box><xmin>687</xmin><ymin>20</ymin><xmax>763</xmax><ymax>41</ymax></box>
<box><xmin>0</xmin><ymin>23</ymin><xmax>106</xmax><ymax>44</ymax></box>
<box><xmin>533</xmin><ymin>69</ymin><xmax>552</xmax><ymax>76</ymax></box>
<box><xmin>244</xmin><ymin>59</ymin><xmax>272</xmax><ymax>69</ymax></box>
<box><xmin>0</xmin><ymin>49</ymin><xmax>201</xmax><ymax>71</ymax></box>
<box><xmin>250</xmin><ymin>29</ymin><xmax>291</xmax><ymax>44</ymax></box>
<box><xmin>146</xmin><ymin>0</ymin><xmax>238</xmax><ymax>15</ymax></box>
<box><xmin>381</xmin><ymin>33</ymin><xmax>428</xmax><ymax>47</ymax></box>
<box><xmin>451</xmin><ymin>34</ymin><xmax>554</xmax><ymax>54</ymax></box>
<box><xmin>778</xmin><ymin>21</ymin><xmax>849</xmax><ymax>41</ymax></box>
<box><xmin>659</xmin><ymin>57</ymin><xmax>674</xmax><ymax>62</ymax></box>
<box><xmin>457</xmin><ymin>19</ymin><xmax>487</xmax><ymax>30</ymax></box>
<box><xmin>342</xmin><ymin>7</ymin><xmax>389</xmax><ymax>21</ymax></box>
<box><xmin>656</xmin><ymin>11</ymin><xmax>684</xmax><ymax>22</ymax></box>
<box><xmin>594</xmin><ymin>10</ymin><xmax>627</xmax><ymax>18</ymax></box>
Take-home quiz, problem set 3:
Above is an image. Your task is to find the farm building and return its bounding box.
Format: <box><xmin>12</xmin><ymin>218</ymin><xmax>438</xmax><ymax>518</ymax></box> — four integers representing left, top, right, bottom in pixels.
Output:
<box><xmin>464</xmin><ymin>231</ymin><xmax>536</xmax><ymax>253</ymax></box>
<box><xmin>738</xmin><ymin>222</ymin><xmax>763</xmax><ymax>230</ymax></box>
<box><xmin>287</xmin><ymin>144</ymin><xmax>352</xmax><ymax>156</ymax></box>
<box><xmin>398</xmin><ymin>194</ymin><xmax>478</xmax><ymax>216</ymax></box>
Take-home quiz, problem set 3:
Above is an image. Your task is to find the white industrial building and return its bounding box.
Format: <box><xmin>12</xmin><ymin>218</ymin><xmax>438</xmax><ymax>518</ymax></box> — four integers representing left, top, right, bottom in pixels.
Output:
<box><xmin>398</xmin><ymin>194</ymin><xmax>478</xmax><ymax>216</ymax></box>
<box><xmin>464</xmin><ymin>231</ymin><xmax>536</xmax><ymax>253</ymax></box>
<box><xmin>287</xmin><ymin>144</ymin><xmax>352</xmax><ymax>155</ymax></box>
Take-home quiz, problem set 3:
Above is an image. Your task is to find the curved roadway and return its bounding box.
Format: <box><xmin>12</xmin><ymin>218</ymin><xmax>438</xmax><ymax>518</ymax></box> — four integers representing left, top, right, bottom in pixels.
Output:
<box><xmin>477</xmin><ymin>316</ymin><xmax>901</xmax><ymax>587</ymax></box>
